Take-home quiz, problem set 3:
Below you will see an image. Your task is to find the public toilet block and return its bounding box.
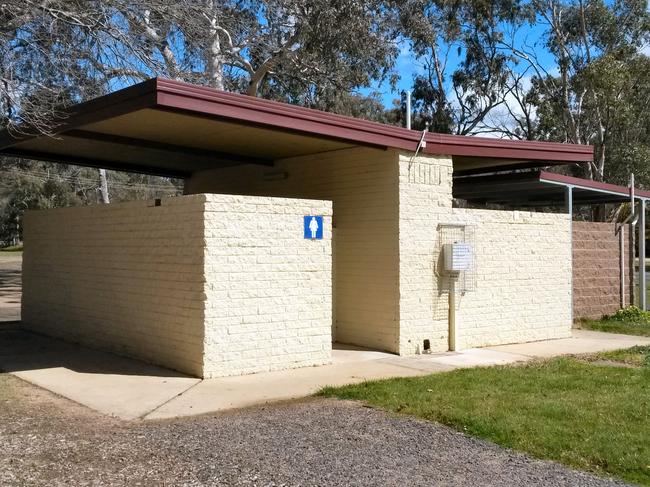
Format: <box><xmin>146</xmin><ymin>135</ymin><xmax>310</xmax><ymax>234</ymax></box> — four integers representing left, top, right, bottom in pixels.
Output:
<box><xmin>0</xmin><ymin>78</ymin><xmax>594</xmax><ymax>378</ymax></box>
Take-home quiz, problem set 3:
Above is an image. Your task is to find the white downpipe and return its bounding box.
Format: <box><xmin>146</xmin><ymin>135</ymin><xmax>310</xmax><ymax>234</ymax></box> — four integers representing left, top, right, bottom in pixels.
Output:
<box><xmin>448</xmin><ymin>278</ymin><xmax>457</xmax><ymax>351</ymax></box>
<box><xmin>640</xmin><ymin>199</ymin><xmax>646</xmax><ymax>310</ymax></box>
<box><xmin>620</xmin><ymin>228</ymin><xmax>626</xmax><ymax>308</ymax></box>
<box><xmin>630</xmin><ymin>174</ymin><xmax>637</xmax><ymax>306</ymax></box>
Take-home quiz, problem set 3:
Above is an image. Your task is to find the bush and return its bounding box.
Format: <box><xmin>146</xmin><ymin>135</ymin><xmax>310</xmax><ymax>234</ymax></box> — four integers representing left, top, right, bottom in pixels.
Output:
<box><xmin>607</xmin><ymin>306</ymin><xmax>650</xmax><ymax>325</ymax></box>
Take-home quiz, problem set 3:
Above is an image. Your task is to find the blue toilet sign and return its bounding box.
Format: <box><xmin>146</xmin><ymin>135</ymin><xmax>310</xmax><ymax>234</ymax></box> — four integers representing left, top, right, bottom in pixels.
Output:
<box><xmin>304</xmin><ymin>216</ymin><xmax>323</xmax><ymax>239</ymax></box>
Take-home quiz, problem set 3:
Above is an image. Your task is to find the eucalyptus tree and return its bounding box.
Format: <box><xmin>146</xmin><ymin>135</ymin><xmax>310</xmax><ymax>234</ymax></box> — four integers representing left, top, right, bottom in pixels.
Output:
<box><xmin>92</xmin><ymin>0</ymin><xmax>400</xmax><ymax>108</ymax></box>
<box><xmin>0</xmin><ymin>0</ymin><xmax>401</xmax><ymax>241</ymax></box>
<box><xmin>397</xmin><ymin>0</ymin><xmax>525</xmax><ymax>135</ymax></box>
<box><xmin>503</xmin><ymin>0</ymin><xmax>650</xmax><ymax>181</ymax></box>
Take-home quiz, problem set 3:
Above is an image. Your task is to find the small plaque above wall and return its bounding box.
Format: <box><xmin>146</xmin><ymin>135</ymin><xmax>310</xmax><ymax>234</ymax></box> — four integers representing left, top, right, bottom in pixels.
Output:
<box><xmin>304</xmin><ymin>216</ymin><xmax>323</xmax><ymax>239</ymax></box>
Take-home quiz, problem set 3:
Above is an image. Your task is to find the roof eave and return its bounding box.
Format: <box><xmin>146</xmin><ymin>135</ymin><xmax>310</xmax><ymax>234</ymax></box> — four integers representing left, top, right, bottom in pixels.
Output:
<box><xmin>0</xmin><ymin>77</ymin><xmax>594</xmax><ymax>165</ymax></box>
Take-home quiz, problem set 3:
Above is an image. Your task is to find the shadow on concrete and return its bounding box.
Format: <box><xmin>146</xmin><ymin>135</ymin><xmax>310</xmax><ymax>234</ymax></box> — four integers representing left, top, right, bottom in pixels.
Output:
<box><xmin>0</xmin><ymin>326</ymin><xmax>190</xmax><ymax>378</ymax></box>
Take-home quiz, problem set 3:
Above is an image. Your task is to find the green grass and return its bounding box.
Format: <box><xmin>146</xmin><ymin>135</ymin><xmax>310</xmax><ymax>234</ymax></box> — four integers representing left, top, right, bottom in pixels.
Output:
<box><xmin>0</xmin><ymin>245</ymin><xmax>22</xmax><ymax>253</ymax></box>
<box><xmin>589</xmin><ymin>346</ymin><xmax>650</xmax><ymax>367</ymax></box>
<box><xmin>578</xmin><ymin>318</ymin><xmax>650</xmax><ymax>336</ymax></box>
<box><xmin>320</xmin><ymin>349</ymin><xmax>650</xmax><ymax>485</ymax></box>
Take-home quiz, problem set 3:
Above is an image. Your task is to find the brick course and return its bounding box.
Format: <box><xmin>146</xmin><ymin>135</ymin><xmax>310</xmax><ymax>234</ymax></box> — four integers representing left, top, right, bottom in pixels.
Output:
<box><xmin>22</xmin><ymin>194</ymin><xmax>332</xmax><ymax>378</ymax></box>
<box><xmin>572</xmin><ymin>221</ymin><xmax>628</xmax><ymax>319</ymax></box>
<box><xmin>186</xmin><ymin>147</ymin><xmax>400</xmax><ymax>353</ymax></box>
<box><xmin>397</xmin><ymin>152</ymin><xmax>572</xmax><ymax>353</ymax></box>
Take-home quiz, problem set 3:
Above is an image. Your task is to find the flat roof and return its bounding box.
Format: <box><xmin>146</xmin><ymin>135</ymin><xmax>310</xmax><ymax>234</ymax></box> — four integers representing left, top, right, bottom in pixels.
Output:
<box><xmin>0</xmin><ymin>78</ymin><xmax>594</xmax><ymax>178</ymax></box>
<box><xmin>454</xmin><ymin>171</ymin><xmax>650</xmax><ymax>206</ymax></box>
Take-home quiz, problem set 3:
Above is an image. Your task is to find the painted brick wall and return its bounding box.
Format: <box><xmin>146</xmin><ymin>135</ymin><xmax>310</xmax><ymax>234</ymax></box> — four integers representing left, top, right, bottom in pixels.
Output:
<box><xmin>22</xmin><ymin>194</ymin><xmax>333</xmax><ymax>378</ymax></box>
<box><xmin>573</xmin><ymin>221</ymin><xmax>628</xmax><ymax>319</ymax></box>
<box><xmin>453</xmin><ymin>209</ymin><xmax>572</xmax><ymax>348</ymax></box>
<box><xmin>186</xmin><ymin>147</ymin><xmax>401</xmax><ymax>353</ymax></box>
<box><xmin>397</xmin><ymin>153</ymin><xmax>454</xmax><ymax>354</ymax></box>
<box><xmin>398</xmin><ymin>152</ymin><xmax>572</xmax><ymax>354</ymax></box>
<box><xmin>202</xmin><ymin>194</ymin><xmax>332</xmax><ymax>377</ymax></box>
<box><xmin>22</xmin><ymin>195</ymin><xmax>208</xmax><ymax>376</ymax></box>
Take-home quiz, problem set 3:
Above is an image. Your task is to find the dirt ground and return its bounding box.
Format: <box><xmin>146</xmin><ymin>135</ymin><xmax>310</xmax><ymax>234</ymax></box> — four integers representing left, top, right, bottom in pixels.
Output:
<box><xmin>0</xmin><ymin>372</ymin><xmax>628</xmax><ymax>487</ymax></box>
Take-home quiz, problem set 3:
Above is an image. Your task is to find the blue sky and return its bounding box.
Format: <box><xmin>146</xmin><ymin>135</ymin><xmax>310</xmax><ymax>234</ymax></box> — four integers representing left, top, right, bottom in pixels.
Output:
<box><xmin>358</xmin><ymin>21</ymin><xmax>558</xmax><ymax>108</ymax></box>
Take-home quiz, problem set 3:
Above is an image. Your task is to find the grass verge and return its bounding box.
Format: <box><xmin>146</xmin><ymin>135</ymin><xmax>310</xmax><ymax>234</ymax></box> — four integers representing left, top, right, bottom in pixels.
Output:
<box><xmin>577</xmin><ymin>306</ymin><xmax>650</xmax><ymax>337</ymax></box>
<box><xmin>320</xmin><ymin>349</ymin><xmax>650</xmax><ymax>485</ymax></box>
<box><xmin>0</xmin><ymin>245</ymin><xmax>22</xmax><ymax>252</ymax></box>
<box><xmin>578</xmin><ymin>318</ymin><xmax>650</xmax><ymax>337</ymax></box>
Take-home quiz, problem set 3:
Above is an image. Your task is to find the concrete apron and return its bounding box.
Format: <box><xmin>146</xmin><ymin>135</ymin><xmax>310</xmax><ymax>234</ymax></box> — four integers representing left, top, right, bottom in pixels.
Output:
<box><xmin>1</xmin><ymin>326</ymin><xmax>649</xmax><ymax>421</ymax></box>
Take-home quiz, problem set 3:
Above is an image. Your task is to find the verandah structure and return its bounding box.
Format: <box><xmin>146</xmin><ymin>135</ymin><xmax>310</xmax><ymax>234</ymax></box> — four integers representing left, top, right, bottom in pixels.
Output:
<box><xmin>1</xmin><ymin>78</ymin><xmax>594</xmax><ymax>377</ymax></box>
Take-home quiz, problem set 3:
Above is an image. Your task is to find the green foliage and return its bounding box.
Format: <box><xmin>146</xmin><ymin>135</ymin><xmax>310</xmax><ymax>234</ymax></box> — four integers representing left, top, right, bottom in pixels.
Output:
<box><xmin>0</xmin><ymin>245</ymin><xmax>22</xmax><ymax>252</ymax></box>
<box><xmin>578</xmin><ymin>306</ymin><xmax>650</xmax><ymax>336</ymax></box>
<box><xmin>400</xmin><ymin>0</ymin><xmax>524</xmax><ymax>134</ymax></box>
<box><xmin>0</xmin><ymin>159</ymin><xmax>182</xmax><ymax>245</ymax></box>
<box><xmin>321</xmin><ymin>353</ymin><xmax>650</xmax><ymax>485</ymax></box>
<box><xmin>607</xmin><ymin>306</ymin><xmax>650</xmax><ymax>325</ymax></box>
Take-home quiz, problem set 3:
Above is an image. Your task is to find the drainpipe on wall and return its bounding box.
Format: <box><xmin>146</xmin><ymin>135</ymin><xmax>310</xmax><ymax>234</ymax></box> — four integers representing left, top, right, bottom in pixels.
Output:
<box><xmin>630</xmin><ymin>174</ymin><xmax>637</xmax><ymax>307</ymax></box>
<box><xmin>616</xmin><ymin>174</ymin><xmax>638</xmax><ymax>308</ymax></box>
<box><xmin>448</xmin><ymin>279</ymin><xmax>457</xmax><ymax>351</ymax></box>
<box><xmin>565</xmin><ymin>185</ymin><xmax>574</xmax><ymax>323</ymax></box>
<box><xmin>640</xmin><ymin>198</ymin><xmax>646</xmax><ymax>310</ymax></box>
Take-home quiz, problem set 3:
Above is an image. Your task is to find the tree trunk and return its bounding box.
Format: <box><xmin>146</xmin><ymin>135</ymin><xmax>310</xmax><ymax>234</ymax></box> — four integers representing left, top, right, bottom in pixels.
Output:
<box><xmin>99</xmin><ymin>169</ymin><xmax>110</xmax><ymax>204</ymax></box>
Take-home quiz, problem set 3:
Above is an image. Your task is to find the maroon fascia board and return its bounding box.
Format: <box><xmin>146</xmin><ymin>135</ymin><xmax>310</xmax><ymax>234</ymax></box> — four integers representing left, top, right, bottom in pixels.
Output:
<box><xmin>1</xmin><ymin>77</ymin><xmax>594</xmax><ymax>164</ymax></box>
<box><xmin>154</xmin><ymin>78</ymin><xmax>594</xmax><ymax>163</ymax></box>
<box><xmin>539</xmin><ymin>171</ymin><xmax>650</xmax><ymax>199</ymax></box>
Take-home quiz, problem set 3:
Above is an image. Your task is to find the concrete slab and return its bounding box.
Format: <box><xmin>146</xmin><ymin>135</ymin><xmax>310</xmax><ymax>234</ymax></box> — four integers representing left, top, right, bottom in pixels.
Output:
<box><xmin>486</xmin><ymin>329</ymin><xmax>650</xmax><ymax>358</ymax></box>
<box><xmin>0</xmin><ymin>328</ymin><xmax>200</xmax><ymax>420</ymax></box>
<box><xmin>422</xmin><ymin>348</ymin><xmax>532</xmax><ymax>368</ymax></box>
<box><xmin>4</xmin><ymin>327</ymin><xmax>650</xmax><ymax>421</ymax></box>
<box><xmin>144</xmin><ymin>356</ymin><xmax>428</xmax><ymax>420</ymax></box>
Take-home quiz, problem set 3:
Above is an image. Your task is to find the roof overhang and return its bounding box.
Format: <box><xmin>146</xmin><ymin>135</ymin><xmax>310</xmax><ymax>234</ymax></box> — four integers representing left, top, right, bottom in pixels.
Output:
<box><xmin>0</xmin><ymin>78</ymin><xmax>594</xmax><ymax>178</ymax></box>
<box><xmin>454</xmin><ymin>170</ymin><xmax>650</xmax><ymax>206</ymax></box>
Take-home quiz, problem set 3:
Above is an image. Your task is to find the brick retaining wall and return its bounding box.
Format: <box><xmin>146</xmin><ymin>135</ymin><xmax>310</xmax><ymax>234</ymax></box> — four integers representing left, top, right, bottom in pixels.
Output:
<box><xmin>572</xmin><ymin>221</ymin><xmax>629</xmax><ymax>319</ymax></box>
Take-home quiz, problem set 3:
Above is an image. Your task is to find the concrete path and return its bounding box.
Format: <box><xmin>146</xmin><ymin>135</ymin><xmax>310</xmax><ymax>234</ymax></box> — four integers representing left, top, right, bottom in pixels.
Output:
<box><xmin>1</xmin><ymin>325</ymin><xmax>649</xmax><ymax>421</ymax></box>
<box><xmin>0</xmin><ymin>327</ymin><xmax>200</xmax><ymax>420</ymax></box>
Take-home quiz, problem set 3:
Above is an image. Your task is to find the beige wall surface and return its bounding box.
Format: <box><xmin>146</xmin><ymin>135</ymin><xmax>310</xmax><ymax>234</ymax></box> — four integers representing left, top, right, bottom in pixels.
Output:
<box><xmin>22</xmin><ymin>193</ymin><xmax>333</xmax><ymax>378</ymax></box>
<box><xmin>398</xmin><ymin>152</ymin><xmax>572</xmax><ymax>354</ymax></box>
<box><xmin>22</xmin><ymin>195</ymin><xmax>208</xmax><ymax>376</ymax></box>
<box><xmin>202</xmin><ymin>194</ymin><xmax>332</xmax><ymax>377</ymax></box>
<box><xmin>453</xmin><ymin>208</ymin><xmax>572</xmax><ymax>348</ymax></box>
<box><xmin>186</xmin><ymin>147</ymin><xmax>401</xmax><ymax>353</ymax></box>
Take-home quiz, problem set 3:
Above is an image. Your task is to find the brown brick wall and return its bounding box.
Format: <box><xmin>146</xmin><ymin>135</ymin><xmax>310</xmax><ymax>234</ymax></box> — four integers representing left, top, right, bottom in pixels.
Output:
<box><xmin>573</xmin><ymin>221</ymin><xmax>629</xmax><ymax>319</ymax></box>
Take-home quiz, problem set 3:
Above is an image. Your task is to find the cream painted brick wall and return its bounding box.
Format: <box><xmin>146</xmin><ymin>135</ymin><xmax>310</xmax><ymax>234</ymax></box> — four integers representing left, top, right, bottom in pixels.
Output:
<box><xmin>398</xmin><ymin>153</ymin><xmax>454</xmax><ymax>354</ymax></box>
<box><xmin>202</xmin><ymin>194</ymin><xmax>332</xmax><ymax>377</ymax></box>
<box><xmin>22</xmin><ymin>195</ymin><xmax>208</xmax><ymax>376</ymax></box>
<box><xmin>453</xmin><ymin>209</ymin><xmax>572</xmax><ymax>348</ymax></box>
<box><xmin>398</xmin><ymin>152</ymin><xmax>572</xmax><ymax>354</ymax></box>
<box><xmin>22</xmin><ymin>193</ymin><xmax>333</xmax><ymax>378</ymax></box>
<box><xmin>186</xmin><ymin>147</ymin><xmax>401</xmax><ymax>353</ymax></box>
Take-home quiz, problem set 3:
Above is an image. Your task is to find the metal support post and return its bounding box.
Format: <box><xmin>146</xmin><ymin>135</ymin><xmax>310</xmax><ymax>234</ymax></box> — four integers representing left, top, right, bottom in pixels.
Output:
<box><xmin>565</xmin><ymin>186</ymin><xmax>573</xmax><ymax>323</ymax></box>
<box><xmin>640</xmin><ymin>199</ymin><xmax>646</xmax><ymax>310</ymax></box>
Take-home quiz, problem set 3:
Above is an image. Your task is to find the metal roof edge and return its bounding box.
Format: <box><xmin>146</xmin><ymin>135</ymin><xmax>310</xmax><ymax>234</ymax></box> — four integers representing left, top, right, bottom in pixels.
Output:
<box><xmin>0</xmin><ymin>77</ymin><xmax>594</xmax><ymax>164</ymax></box>
<box><xmin>153</xmin><ymin>78</ymin><xmax>593</xmax><ymax>163</ymax></box>
<box><xmin>0</xmin><ymin>79</ymin><xmax>159</xmax><ymax>150</ymax></box>
<box><xmin>539</xmin><ymin>171</ymin><xmax>650</xmax><ymax>199</ymax></box>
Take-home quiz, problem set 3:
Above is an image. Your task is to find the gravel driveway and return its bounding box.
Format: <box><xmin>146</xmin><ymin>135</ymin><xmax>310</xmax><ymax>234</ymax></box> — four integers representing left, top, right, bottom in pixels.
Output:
<box><xmin>0</xmin><ymin>374</ymin><xmax>627</xmax><ymax>486</ymax></box>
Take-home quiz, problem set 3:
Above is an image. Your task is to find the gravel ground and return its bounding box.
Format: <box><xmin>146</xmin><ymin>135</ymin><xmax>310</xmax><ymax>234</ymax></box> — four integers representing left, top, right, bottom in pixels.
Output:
<box><xmin>0</xmin><ymin>373</ymin><xmax>629</xmax><ymax>487</ymax></box>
